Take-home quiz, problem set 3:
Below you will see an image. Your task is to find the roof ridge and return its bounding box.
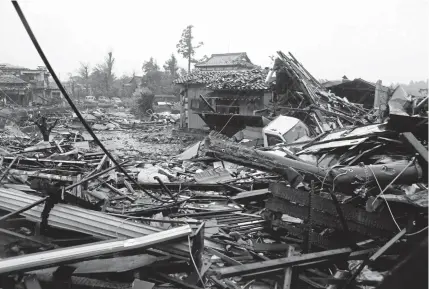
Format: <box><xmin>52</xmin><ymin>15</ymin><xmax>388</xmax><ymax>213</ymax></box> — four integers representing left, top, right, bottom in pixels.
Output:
<box><xmin>211</xmin><ymin>52</ymin><xmax>245</xmax><ymax>56</ymax></box>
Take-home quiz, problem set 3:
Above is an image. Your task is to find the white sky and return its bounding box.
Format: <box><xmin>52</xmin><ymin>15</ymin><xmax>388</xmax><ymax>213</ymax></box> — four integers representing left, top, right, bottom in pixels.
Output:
<box><xmin>1</xmin><ymin>0</ymin><xmax>428</xmax><ymax>84</ymax></box>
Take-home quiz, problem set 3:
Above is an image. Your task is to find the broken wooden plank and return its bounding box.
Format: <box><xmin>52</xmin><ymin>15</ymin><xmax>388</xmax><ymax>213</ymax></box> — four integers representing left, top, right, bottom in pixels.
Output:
<box><xmin>231</xmin><ymin>188</ymin><xmax>270</xmax><ymax>201</ymax></box>
<box><xmin>104</xmin><ymin>183</ymin><xmax>135</xmax><ymax>202</ymax></box>
<box><xmin>73</xmin><ymin>254</ymin><xmax>165</xmax><ymax>275</ymax></box>
<box><xmin>64</xmin><ymin>161</ymin><xmax>129</xmax><ymax>191</ymax></box>
<box><xmin>8</xmin><ymin>169</ymin><xmax>74</xmax><ymax>182</ymax></box>
<box><xmin>215</xmin><ymin>248</ymin><xmax>374</xmax><ymax>279</ymax></box>
<box><xmin>402</xmin><ymin>132</ymin><xmax>428</xmax><ymax>163</ymax></box>
<box><xmin>0</xmin><ymin>225</ymin><xmax>192</xmax><ymax>274</ymax></box>
<box><xmin>343</xmin><ymin>228</ymin><xmax>406</xmax><ymax>288</ymax></box>
<box><xmin>283</xmin><ymin>246</ymin><xmax>294</xmax><ymax>289</ymax></box>
<box><xmin>213</xmin><ymin>247</ymin><xmax>355</xmax><ymax>278</ymax></box>
<box><xmin>253</xmin><ymin>243</ymin><xmax>291</xmax><ymax>252</ymax></box>
<box><xmin>206</xmin><ymin>247</ymin><xmax>242</xmax><ymax>266</ymax></box>
<box><xmin>154</xmin><ymin>272</ymin><xmax>203</xmax><ymax>289</ymax></box>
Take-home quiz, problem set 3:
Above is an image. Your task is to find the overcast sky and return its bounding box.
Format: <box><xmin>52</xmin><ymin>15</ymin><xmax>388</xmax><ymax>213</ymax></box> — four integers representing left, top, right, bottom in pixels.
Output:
<box><xmin>1</xmin><ymin>0</ymin><xmax>428</xmax><ymax>84</ymax></box>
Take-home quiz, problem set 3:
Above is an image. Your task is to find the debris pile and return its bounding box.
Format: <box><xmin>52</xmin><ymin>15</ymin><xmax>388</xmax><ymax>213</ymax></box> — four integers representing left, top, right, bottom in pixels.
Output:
<box><xmin>0</xmin><ymin>56</ymin><xmax>427</xmax><ymax>289</ymax></box>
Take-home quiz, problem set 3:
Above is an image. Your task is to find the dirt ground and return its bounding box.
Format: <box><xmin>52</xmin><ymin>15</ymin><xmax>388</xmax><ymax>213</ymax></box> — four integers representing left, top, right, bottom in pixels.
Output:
<box><xmin>95</xmin><ymin>126</ymin><xmax>194</xmax><ymax>159</ymax></box>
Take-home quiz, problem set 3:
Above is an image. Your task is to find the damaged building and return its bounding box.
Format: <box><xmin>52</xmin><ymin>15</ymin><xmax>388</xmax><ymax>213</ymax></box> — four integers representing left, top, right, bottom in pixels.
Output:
<box><xmin>323</xmin><ymin>77</ymin><xmax>391</xmax><ymax>109</ymax></box>
<box><xmin>0</xmin><ymin>63</ymin><xmax>63</xmax><ymax>105</ymax></box>
<box><xmin>174</xmin><ymin>53</ymin><xmax>272</xmax><ymax>130</ymax></box>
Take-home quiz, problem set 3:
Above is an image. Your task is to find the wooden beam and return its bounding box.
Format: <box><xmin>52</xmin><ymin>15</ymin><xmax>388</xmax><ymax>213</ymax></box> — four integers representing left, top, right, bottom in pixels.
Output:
<box><xmin>213</xmin><ymin>247</ymin><xmax>354</xmax><ymax>278</ymax></box>
<box><xmin>402</xmin><ymin>132</ymin><xmax>428</xmax><ymax>163</ymax></box>
<box><xmin>283</xmin><ymin>246</ymin><xmax>294</xmax><ymax>289</ymax></box>
<box><xmin>206</xmin><ymin>247</ymin><xmax>242</xmax><ymax>266</ymax></box>
<box><xmin>342</xmin><ymin>229</ymin><xmax>406</xmax><ymax>289</ymax></box>
<box><xmin>0</xmin><ymin>225</ymin><xmax>192</xmax><ymax>274</ymax></box>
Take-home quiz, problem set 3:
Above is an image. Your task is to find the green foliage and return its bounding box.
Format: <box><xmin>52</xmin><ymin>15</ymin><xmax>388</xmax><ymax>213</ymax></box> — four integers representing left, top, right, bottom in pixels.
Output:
<box><xmin>142</xmin><ymin>57</ymin><xmax>159</xmax><ymax>74</ymax></box>
<box><xmin>136</xmin><ymin>87</ymin><xmax>155</xmax><ymax>115</ymax></box>
<box><xmin>163</xmin><ymin>54</ymin><xmax>179</xmax><ymax>77</ymax></box>
<box><xmin>176</xmin><ymin>25</ymin><xmax>204</xmax><ymax>72</ymax></box>
<box><xmin>78</xmin><ymin>63</ymin><xmax>90</xmax><ymax>94</ymax></box>
<box><xmin>141</xmin><ymin>56</ymin><xmax>181</xmax><ymax>96</ymax></box>
<box><xmin>91</xmin><ymin>51</ymin><xmax>116</xmax><ymax>97</ymax></box>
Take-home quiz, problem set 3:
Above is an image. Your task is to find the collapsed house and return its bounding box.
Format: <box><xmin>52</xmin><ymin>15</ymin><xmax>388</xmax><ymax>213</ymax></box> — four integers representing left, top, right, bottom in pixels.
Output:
<box><xmin>0</xmin><ymin>50</ymin><xmax>426</xmax><ymax>289</ymax></box>
<box><xmin>323</xmin><ymin>78</ymin><xmax>390</xmax><ymax>109</ymax></box>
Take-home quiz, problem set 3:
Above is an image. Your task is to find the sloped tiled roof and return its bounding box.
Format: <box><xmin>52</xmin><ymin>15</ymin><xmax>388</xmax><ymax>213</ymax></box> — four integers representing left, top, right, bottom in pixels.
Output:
<box><xmin>174</xmin><ymin>69</ymin><xmax>270</xmax><ymax>91</ymax></box>
<box><xmin>0</xmin><ymin>63</ymin><xmax>27</xmax><ymax>70</ymax></box>
<box><xmin>0</xmin><ymin>74</ymin><xmax>28</xmax><ymax>85</ymax></box>
<box><xmin>195</xmin><ymin>53</ymin><xmax>255</xmax><ymax>68</ymax></box>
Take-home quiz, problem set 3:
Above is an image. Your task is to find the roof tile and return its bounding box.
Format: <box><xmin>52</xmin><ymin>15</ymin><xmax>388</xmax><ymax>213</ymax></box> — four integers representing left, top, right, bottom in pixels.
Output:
<box><xmin>174</xmin><ymin>69</ymin><xmax>270</xmax><ymax>91</ymax></box>
<box><xmin>0</xmin><ymin>74</ymin><xmax>28</xmax><ymax>85</ymax></box>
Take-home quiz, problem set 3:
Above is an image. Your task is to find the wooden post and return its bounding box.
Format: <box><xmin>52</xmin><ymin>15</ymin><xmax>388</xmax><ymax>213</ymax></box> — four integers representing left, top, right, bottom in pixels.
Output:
<box><xmin>283</xmin><ymin>245</ymin><xmax>295</xmax><ymax>289</ymax></box>
<box><xmin>186</xmin><ymin>222</ymin><xmax>205</xmax><ymax>285</ymax></box>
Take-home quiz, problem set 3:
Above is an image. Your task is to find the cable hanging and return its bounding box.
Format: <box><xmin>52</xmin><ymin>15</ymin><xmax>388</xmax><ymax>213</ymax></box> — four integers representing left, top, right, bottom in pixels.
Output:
<box><xmin>12</xmin><ymin>0</ymin><xmax>168</xmax><ymax>203</ymax></box>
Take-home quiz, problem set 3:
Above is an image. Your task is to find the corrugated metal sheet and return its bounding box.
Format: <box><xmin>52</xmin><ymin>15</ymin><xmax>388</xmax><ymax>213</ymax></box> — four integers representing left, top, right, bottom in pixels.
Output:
<box><xmin>0</xmin><ymin>189</ymin><xmax>223</xmax><ymax>254</ymax></box>
<box><xmin>0</xmin><ymin>189</ymin><xmax>189</xmax><ymax>255</ymax></box>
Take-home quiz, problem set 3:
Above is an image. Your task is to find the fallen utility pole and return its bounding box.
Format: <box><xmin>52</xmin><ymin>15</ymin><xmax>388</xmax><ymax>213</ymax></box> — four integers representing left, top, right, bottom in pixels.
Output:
<box><xmin>0</xmin><ymin>225</ymin><xmax>192</xmax><ymax>274</ymax></box>
<box><xmin>205</xmin><ymin>137</ymin><xmax>423</xmax><ymax>188</ymax></box>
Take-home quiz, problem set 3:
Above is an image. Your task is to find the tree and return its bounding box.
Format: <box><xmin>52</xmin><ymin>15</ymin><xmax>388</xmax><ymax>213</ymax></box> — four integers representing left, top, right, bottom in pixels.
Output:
<box><xmin>178</xmin><ymin>68</ymin><xmax>187</xmax><ymax>77</ymax></box>
<box><xmin>67</xmin><ymin>73</ymin><xmax>75</xmax><ymax>98</ymax></box>
<box><xmin>94</xmin><ymin>51</ymin><xmax>116</xmax><ymax>96</ymax></box>
<box><xmin>137</xmin><ymin>87</ymin><xmax>155</xmax><ymax>114</ymax></box>
<box><xmin>32</xmin><ymin>113</ymin><xmax>58</xmax><ymax>141</ymax></box>
<box><xmin>142</xmin><ymin>57</ymin><xmax>159</xmax><ymax>74</ymax></box>
<box><xmin>176</xmin><ymin>25</ymin><xmax>204</xmax><ymax>73</ymax></box>
<box><xmin>78</xmin><ymin>62</ymin><xmax>90</xmax><ymax>95</ymax></box>
<box><xmin>163</xmin><ymin>54</ymin><xmax>179</xmax><ymax>78</ymax></box>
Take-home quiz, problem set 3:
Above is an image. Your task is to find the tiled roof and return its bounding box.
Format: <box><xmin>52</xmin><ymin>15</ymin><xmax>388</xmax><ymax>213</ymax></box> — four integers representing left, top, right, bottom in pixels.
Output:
<box><xmin>195</xmin><ymin>53</ymin><xmax>255</xmax><ymax>68</ymax></box>
<box><xmin>0</xmin><ymin>63</ymin><xmax>27</xmax><ymax>70</ymax></box>
<box><xmin>0</xmin><ymin>74</ymin><xmax>28</xmax><ymax>85</ymax></box>
<box><xmin>174</xmin><ymin>69</ymin><xmax>270</xmax><ymax>91</ymax></box>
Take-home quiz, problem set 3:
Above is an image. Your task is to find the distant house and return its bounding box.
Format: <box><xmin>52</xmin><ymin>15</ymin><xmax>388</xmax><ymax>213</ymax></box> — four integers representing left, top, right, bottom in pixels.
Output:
<box><xmin>0</xmin><ymin>74</ymin><xmax>31</xmax><ymax>105</ymax></box>
<box><xmin>0</xmin><ymin>64</ymin><xmax>63</xmax><ymax>105</ymax></box>
<box><xmin>324</xmin><ymin>77</ymin><xmax>390</xmax><ymax>109</ymax></box>
<box><xmin>195</xmin><ymin>52</ymin><xmax>256</xmax><ymax>71</ymax></box>
<box><xmin>174</xmin><ymin>68</ymin><xmax>271</xmax><ymax>129</ymax></box>
<box><xmin>174</xmin><ymin>52</ymin><xmax>271</xmax><ymax>129</ymax></box>
<box><xmin>154</xmin><ymin>94</ymin><xmax>177</xmax><ymax>104</ymax></box>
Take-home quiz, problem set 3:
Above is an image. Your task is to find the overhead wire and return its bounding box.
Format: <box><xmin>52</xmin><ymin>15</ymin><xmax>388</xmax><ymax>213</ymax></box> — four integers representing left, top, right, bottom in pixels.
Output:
<box><xmin>367</xmin><ymin>165</ymin><xmax>402</xmax><ymax>232</ymax></box>
<box><xmin>371</xmin><ymin>157</ymin><xmax>416</xmax><ymax>205</ymax></box>
<box><xmin>12</xmin><ymin>1</ymin><xmax>167</xmax><ymax>203</ymax></box>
